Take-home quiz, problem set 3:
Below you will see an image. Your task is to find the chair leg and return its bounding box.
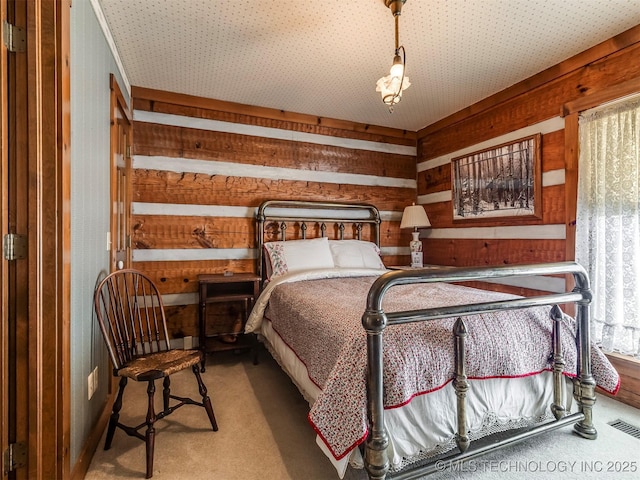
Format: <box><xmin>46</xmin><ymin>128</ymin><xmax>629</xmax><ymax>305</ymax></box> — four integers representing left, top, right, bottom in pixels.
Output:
<box><xmin>145</xmin><ymin>380</ymin><xmax>157</xmax><ymax>479</ymax></box>
<box><xmin>162</xmin><ymin>376</ymin><xmax>171</xmax><ymax>415</ymax></box>
<box><xmin>105</xmin><ymin>377</ymin><xmax>127</xmax><ymax>450</ymax></box>
<box><xmin>192</xmin><ymin>364</ymin><xmax>218</xmax><ymax>431</ymax></box>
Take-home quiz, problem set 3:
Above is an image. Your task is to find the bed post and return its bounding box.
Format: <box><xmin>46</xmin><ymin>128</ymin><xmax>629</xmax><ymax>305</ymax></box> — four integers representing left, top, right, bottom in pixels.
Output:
<box><xmin>453</xmin><ymin>318</ymin><xmax>470</xmax><ymax>452</ymax></box>
<box><xmin>362</xmin><ymin>308</ymin><xmax>390</xmax><ymax>480</ymax></box>
<box><xmin>256</xmin><ymin>207</ymin><xmax>265</xmax><ymax>282</ymax></box>
<box><xmin>572</xmin><ymin>271</ymin><xmax>598</xmax><ymax>439</ymax></box>
<box><xmin>550</xmin><ymin>305</ymin><xmax>566</xmax><ymax>420</ymax></box>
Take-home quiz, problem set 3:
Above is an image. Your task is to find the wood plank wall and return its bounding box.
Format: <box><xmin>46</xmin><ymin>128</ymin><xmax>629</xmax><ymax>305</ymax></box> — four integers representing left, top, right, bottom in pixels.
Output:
<box><xmin>416</xmin><ymin>27</ymin><xmax>640</xmax><ymax>298</ymax></box>
<box><xmin>130</xmin><ymin>87</ymin><xmax>417</xmax><ymax>338</ymax></box>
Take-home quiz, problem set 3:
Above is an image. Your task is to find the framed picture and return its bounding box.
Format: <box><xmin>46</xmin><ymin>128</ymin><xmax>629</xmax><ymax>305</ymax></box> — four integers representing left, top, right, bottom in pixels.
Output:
<box><xmin>451</xmin><ymin>134</ymin><xmax>541</xmax><ymax>222</ymax></box>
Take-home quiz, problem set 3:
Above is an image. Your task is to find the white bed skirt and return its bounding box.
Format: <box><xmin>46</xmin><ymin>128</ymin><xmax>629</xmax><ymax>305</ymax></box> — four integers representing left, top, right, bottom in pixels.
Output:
<box><xmin>257</xmin><ymin>319</ymin><xmax>573</xmax><ymax>478</ymax></box>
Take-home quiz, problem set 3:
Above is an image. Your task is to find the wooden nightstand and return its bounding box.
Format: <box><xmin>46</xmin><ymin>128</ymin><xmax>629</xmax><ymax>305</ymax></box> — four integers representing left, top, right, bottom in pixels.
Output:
<box><xmin>198</xmin><ymin>273</ymin><xmax>261</xmax><ymax>370</ymax></box>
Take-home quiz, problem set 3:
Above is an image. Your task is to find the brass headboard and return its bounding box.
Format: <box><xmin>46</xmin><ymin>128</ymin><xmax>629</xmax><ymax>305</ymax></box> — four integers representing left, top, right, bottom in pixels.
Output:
<box><xmin>256</xmin><ymin>200</ymin><xmax>381</xmax><ymax>283</ymax></box>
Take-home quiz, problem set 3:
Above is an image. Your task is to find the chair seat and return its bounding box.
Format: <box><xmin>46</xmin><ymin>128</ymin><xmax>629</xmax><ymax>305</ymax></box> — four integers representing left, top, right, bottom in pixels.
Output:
<box><xmin>118</xmin><ymin>349</ymin><xmax>203</xmax><ymax>382</ymax></box>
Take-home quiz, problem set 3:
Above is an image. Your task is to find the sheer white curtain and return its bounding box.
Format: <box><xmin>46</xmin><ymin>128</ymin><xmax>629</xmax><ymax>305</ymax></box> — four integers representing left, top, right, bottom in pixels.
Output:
<box><xmin>576</xmin><ymin>98</ymin><xmax>640</xmax><ymax>358</ymax></box>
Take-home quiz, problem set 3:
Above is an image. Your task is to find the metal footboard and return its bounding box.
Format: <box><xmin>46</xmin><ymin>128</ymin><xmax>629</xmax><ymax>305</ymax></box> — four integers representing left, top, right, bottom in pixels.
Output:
<box><xmin>361</xmin><ymin>261</ymin><xmax>597</xmax><ymax>480</ymax></box>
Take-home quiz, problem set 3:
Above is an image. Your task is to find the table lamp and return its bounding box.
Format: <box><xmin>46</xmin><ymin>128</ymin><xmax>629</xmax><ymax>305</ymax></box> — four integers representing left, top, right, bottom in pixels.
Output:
<box><xmin>400</xmin><ymin>203</ymin><xmax>430</xmax><ymax>267</ymax></box>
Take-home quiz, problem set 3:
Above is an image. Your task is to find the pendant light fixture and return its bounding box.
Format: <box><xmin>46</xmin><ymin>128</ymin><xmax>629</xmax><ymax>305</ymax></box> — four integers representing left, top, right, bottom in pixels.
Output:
<box><xmin>376</xmin><ymin>0</ymin><xmax>411</xmax><ymax>112</ymax></box>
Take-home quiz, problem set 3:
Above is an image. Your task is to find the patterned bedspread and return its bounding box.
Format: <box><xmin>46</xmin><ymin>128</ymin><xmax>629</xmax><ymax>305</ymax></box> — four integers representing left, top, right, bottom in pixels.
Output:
<box><xmin>256</xmin><ymin>273</ymin><xmax>620</xmax><ymax>461</ymax></box>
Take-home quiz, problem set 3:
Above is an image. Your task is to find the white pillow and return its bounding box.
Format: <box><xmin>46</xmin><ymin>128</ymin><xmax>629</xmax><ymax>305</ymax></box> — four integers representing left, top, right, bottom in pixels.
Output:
<box><xmin>328</xmin><ymin>240</ymin><xmax>385</xmax><ymax>269</ymax></box>
<box><xmin>263</xmin><ymin>237</ymin><xmax>335</xmax><ymax>279</ymax></box>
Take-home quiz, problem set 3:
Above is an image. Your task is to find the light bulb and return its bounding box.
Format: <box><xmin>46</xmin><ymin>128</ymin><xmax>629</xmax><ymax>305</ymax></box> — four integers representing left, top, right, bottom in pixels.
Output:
<box><xmin>390</xmin><ymin>53</ymin><xmax>404</xmax><ymax>78</ymax></box>
<box><xmin>390</xmin><ymin>61</ymin><xmax>404</xmax><ymax>78</ymax></box>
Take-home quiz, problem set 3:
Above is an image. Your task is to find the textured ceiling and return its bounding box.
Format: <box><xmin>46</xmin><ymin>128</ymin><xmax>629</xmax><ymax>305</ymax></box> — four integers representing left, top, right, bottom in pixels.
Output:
<box><xmin>98</xmin><ymin>0</ymin><xmax>640</xmax><ymax>132</ymax></box>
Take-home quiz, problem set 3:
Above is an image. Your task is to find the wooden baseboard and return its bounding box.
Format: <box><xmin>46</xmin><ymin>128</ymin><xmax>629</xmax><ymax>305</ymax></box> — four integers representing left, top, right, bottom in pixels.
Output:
<box><xmin>599</xmin><ymin>352</ymin><xmax>640</xmax><ymax>410</ymax></box>
<box><xmin>70</xmin><ymin>390</ymin><xmax>116</xmax><ymax>480</ymax></box>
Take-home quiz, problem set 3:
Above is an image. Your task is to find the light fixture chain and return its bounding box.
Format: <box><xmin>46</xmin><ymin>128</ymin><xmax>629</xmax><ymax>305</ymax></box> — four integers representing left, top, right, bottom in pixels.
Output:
<box><xmin>395</xmin><ymin>14</ymin><xmax>399</xmax><ymax>52</ymax></box>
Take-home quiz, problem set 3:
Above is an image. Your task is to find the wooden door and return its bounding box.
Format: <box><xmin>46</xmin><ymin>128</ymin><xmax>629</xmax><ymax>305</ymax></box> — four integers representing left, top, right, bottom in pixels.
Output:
<box><xmin>2</xmin><ymin>4</ymin><xmax>9</xmax><ymax>476</ymax></box>
<box><xmin>110</xmin><ymin>75</ymin><xmax>132</xmax><ymax>271</ymax></box>
<box><xmin>2</xmin><ymin>1</ymin><xmax>29</xmax><ymax>477</ymax></box>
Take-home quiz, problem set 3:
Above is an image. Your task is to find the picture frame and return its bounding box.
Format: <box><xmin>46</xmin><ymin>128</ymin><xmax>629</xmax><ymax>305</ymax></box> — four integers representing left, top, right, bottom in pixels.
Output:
<box><xmin>451</xmin><ymin>134</ymin><xmax>542</xmax><ymax>222</ymax></box>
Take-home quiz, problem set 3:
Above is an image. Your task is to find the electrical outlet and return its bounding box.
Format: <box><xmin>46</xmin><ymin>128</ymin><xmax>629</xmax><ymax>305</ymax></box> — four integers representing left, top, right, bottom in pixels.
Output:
<box><xmin>93</xmin><ymin>366</ymin><xmax>98</xmax><ymax>394</ymax></box>
<box><xmin>88</xmin><ymin>366</ymin><xmax>99</xmax><ymax>400</ymax></box>
<box><xmin>87</xmin><ymin>371</ymin><xmax>94</xmax><ymax>400</ymax></box>
<box><xmin>183</xmin><ymin>336</ymin><xmax>193</xmax><ymax>350</ymax></box>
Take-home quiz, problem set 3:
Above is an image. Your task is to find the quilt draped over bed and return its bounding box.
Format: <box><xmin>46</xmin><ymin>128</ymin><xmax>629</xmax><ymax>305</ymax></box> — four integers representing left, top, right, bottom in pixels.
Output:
<box><xmin>245</xmin><ymin>270</ymin><xmax>620</xmax><ymax>462</ymax></box>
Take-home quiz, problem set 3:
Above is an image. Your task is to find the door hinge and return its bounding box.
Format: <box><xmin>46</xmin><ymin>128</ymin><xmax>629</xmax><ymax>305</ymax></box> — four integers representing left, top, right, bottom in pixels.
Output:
<box><xmin>125</xmin><ymin>145</ymin><xmax>131</xmax><ymax>159</ymax></box>
<box><xmin>3</xmin><ymin>20</ymin><xmax>26</xmax><ymax>53</ymax></box>
<box><xmin>4</xmin><ymin>442</ymin><xmax>27</xmax><ymax>474</ymax></box>
<box><xmin>3</xmin><ymin>233</ymin><xmax>27</xmax><ymax>260</ymax></box>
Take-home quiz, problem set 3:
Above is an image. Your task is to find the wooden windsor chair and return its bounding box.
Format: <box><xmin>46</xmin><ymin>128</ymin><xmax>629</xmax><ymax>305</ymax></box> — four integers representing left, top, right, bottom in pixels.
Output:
<box><xmin>94</xmin><ymin>269</ymin><xmax>218</xmax><ymax>478</ymax></box>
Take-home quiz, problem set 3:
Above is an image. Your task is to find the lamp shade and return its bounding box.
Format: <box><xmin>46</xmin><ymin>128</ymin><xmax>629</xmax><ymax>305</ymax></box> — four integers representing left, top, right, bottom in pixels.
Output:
<box><xmin>400</xmin><ymin>204</ymin><xmax>430</xmax><ymax>229</ymax></box>
<box><xmin>376</xmin><ymin>74</ymin><xmax>411</xmax><ymax>106</ymax></box>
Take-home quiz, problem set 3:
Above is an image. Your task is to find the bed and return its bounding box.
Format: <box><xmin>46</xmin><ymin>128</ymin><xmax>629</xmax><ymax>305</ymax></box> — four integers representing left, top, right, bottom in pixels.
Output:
<box><xmin>245</xmin><ymin>200</ymin><xmax>620</xmax><ymax>480</ymax></box>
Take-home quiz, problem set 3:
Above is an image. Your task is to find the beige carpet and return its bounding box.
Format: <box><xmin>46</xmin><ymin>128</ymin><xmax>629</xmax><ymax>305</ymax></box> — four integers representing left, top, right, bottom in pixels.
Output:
<box><xmin>85</xmin><ymin>347</ymin><xmax>640</xmax><ymax>479</ymax></box>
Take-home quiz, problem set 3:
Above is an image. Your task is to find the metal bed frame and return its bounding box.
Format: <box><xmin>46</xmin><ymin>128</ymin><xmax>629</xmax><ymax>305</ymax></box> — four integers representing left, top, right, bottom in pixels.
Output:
<box><xmin>362</xmin><ymin>263</ymin><xmax>597</xmax><ymax>480</ymax></box>
<box><xmin>255</xmin><ymin>200</ymin><xmax>597</xmax><ymax>480</ymax></box>
<box><xmin>256</xmin><ymin>199</ymin><xmax>381</xmax><ymax>284</ymax></box>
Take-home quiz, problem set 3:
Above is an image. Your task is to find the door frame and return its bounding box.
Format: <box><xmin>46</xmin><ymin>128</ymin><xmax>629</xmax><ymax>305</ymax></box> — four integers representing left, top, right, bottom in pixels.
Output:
<box><xmin>110</xmin><ymin>74</ymin><xmax>132</xmax><ymax>271</ymax></box>
<box><xmin>27</xmin><ymin>0</ymin><xmax>71</xmax><ymax>477</ymax></box>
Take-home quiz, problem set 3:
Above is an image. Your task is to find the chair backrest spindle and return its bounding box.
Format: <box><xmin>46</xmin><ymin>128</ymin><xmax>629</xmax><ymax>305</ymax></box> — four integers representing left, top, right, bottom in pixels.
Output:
<box><xmin>107</xmin><ymin>278</ymin><xmax>129</xmax><ymax>361</ymax></box>
<box><xmin>122</xmin><ymin>273</ymin><xmax>138</xmax><ymax>356</ymax></box>
<box><xmin>137</xmin><ymin>278</ymin><xmax>150</xmax><ymax>355</ymax></box>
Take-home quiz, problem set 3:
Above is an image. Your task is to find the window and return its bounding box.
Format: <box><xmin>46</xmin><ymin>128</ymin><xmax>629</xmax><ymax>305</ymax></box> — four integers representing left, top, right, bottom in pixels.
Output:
<box><xmin>576</xmin><ymin>98</ymin><xmax>640</xmax><ymax>359</ymax></box>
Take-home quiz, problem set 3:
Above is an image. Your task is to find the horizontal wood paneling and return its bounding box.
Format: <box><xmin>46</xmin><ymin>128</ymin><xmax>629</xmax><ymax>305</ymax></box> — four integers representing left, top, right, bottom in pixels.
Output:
<box><xmin>420</xmin><ymin>42</ymin><xmax>640</xmax><ymax>160</ymax></box>
<box><xmin>133</xmin><ymin>170</ymin><xmax>414</xmax><ymax>212</ymax></box>
<box><xmin>423</xmin><ymin>238</ymin><xmax>566</xmax><ymax>267</ymax></box>
<box><xmin>133</xmin><ymin>216</ymin><xmax>255</xmax><ymax>250</ymax></box>
<box><xmin>417</xmin><ymin>126</ymin><xmax>566</xmax><ymax>264</ymax></box>
<box><xmin>417</xmin><ymin>34</ymin><xmax>640</xmax><ymax>307</ymax></box>
<box><xmin>168</xmin><ymin>303</ymin><xmax>250</xmax><ymax>339</ymax></box>
<box><xmin>132</xmin><ymin>215</ymin><xmax>402</xmax><ymax>250</ymax></box>
<box><xmin>131</xmin><ymin>34</ymin><xmax>640</xmax><ymax>357</ymax></box>
<box><xmin>164</xmin><ymin>304</ymin><xmax>199</xmax><ymax>337</ymax></box>
<box><xmin>419</xmin><ymin>163</ymin><xmax>450</xmax><ymax>194</ymax></box>
<box><xmin>131</xmin><ymin>90</ymin><xmax>416</xmax><ymax>337</ymax></box>
<box><xmin>135</xmin><ymin>260</ymin><xmax>256</xmax><ymax>294</ymax></box>
<box><xmin>423</xmin><ymin>184</ymin><xmax>565</xmax><ymax>228</ymax></box>
<box><xmin>417</xmin><ymin>25</ymin><xmax>640</xmax><ymax>139</ymax></box>
<box><xmin>540</xmin><ymin>130</ymin><xmax>566</xmax><ymax>171</ymax></box>
<box><xmin>134</xmin><ymin>121</ymin><xmax>416</xmax><ymax>178</ymax></box>
<box><xmin>419</xmin><ymin>125</ymin><xmax>566</xmax><ymax>287</ymax></box>
<box><xmin>418</xmin><ymin>129</ymin><xmax>565</xmax><ymax>195</ymax></box>
<box><xmin>132</xmin><ymin>89</ymin><xmax>416</xmax><ymax>145</ymax></box>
